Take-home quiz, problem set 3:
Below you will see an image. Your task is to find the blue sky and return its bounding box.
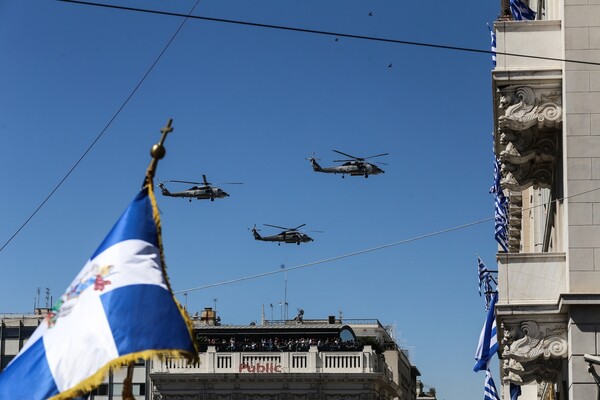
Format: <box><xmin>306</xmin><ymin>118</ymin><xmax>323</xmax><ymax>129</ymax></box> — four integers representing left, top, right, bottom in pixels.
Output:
<box><xmin>1</xmin><ymin>1</ymin><xmax>502</xmax><ymax>398</ymax></box>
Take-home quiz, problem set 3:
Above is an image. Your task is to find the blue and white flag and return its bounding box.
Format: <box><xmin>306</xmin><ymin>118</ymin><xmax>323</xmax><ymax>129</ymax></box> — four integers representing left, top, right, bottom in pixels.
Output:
<box><xmin>484</xmin><ymin>369</ymin><xmax>501</xmax><ymax>400</ymax></box>
<box><xmin>478</xmin><ymin>256</ymin><xmax>491</xmax><ymax>296</ymax></box>
<box><xmin>478</xmin><ymin>256</ymin><xmax>495</xmax><ymax>309</ymax></box>
<box><xmin>0</xmin><ymin>187</ymin><xmax>196</xmax><ymax>400</ymax></box>
<box><xmin>490</xmin><ymin>159</ymin><xmax>509</xmax><ymax>252</ymax></box>
<box><xmin>510</xmin><ymin>0</ymin><xmax>536</xmax><ymax>20</ymax></box>
<box><xmin>487</xmin><ymin>24</ymin><xmax>496</xmax><ymax>67</ymax></box>
<box><xmin>474</xmin><ymin>292</ymin><xmax>499</xmax><ymax>372</ymax></box>
<box><xmin>510</xmin><ymin>382</ymin><xmax>522</xmax><ymax>399</ymax></box>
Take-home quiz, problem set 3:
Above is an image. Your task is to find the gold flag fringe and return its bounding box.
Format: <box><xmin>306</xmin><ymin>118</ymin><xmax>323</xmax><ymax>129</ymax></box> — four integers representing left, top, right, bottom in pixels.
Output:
<box><xmin>146</xmin><ymin>180</ymin><xmax>199</xmax><ymax>358</ymax></box>
<box><xmin>49</xmin><ymin>349</ymin><xmax>192</xmax><ymax>400</ymax></box>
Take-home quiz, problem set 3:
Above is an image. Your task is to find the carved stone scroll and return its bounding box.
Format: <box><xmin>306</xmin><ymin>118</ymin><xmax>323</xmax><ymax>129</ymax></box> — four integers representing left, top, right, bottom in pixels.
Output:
<box><xmin>501</xmin><ymin>321</ymin><xmax>567</xmax><ymax>386</ymax></box>
<box><xmin>495</xmin><ymin>85</ymin><xmax>562</xmax><ymax>193</ymax></box>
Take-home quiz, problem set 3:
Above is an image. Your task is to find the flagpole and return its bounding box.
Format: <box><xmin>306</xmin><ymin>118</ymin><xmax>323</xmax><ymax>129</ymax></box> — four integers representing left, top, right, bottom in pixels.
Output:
<box><xmin>123</xmin><ymin>119</ymin><xmax>174</xmax><ymax>400</ymax></box>
<box><xmin>144</xmin><ymin>118</ymin><xmax>173</xmax><ymax>187</ymax></box>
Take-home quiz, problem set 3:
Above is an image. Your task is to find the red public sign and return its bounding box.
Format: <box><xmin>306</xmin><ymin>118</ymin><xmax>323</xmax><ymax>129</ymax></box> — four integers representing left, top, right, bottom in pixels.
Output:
<box><xmin>239</xmin><ymin>362</ymin><xmax>283</xmax><ymax>373</ymax></box>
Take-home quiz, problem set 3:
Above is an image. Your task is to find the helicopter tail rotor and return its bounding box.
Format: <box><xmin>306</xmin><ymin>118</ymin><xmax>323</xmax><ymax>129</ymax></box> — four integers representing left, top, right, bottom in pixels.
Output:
<box><xmin>249</xmin><ymin>225</ymin><xmax>262</xmax><ymax>240</ymax></box>
<box><xmin>157</xmin><ymin>182</ymin><xmax>170</xmax><ymax>196</ymax></box>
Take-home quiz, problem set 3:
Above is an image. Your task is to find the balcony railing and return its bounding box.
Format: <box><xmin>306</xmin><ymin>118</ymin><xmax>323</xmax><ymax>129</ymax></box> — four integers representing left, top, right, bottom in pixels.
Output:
<box><xmin>150</xmin><ymin>345</ymin><xmax>381</xmax><ymax>375</ymax></box>
<box><xmin>497</xmin><ymin>252</ymin><xmax>566</xmax><ymax>305</ymax></box>
<box><xmin>493</xmin><ymin>19</ymin><xmax>561</xmax><ymax>72</ymax></box>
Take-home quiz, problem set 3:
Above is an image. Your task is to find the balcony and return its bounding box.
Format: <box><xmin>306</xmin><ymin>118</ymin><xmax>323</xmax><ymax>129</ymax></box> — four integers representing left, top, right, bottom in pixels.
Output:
<box><xmin>150</xmin><ymin>345</ymin><xmax>384</xmax><ymax>375</ymax></box>
<box><xmin>494</xmin><ymin>19</ymin><xmax>561</xmax><ymax>74</ymax></box>
<box><xmin>497</xmin><ymin>252</ymin><xmax>566</xmax><ymax>305</ymax></box>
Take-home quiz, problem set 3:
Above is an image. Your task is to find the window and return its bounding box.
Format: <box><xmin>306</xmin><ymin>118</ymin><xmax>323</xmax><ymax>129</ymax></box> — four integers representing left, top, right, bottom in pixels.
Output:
<box><xmin>2</xmin><ymin>327</ymin><xmax>19</xmax><ymax>338</ymax></box>
<box><xmin>91</xmin><ymin>384</ymin><xmax>109</xmax><ymax>395</ymax></box>
<box><xmin>21</xmin><ymin>326</ymin><xmax>37</xmax><ymax>338</ymax></box>
<box><xmin>1</xmin><ymin>355</ymin><xmax>15</xmax><ymax>370</ymax></box>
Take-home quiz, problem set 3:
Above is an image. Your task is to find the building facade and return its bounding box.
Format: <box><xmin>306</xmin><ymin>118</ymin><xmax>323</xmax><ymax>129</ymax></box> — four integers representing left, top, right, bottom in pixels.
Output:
<box><xmin>1</xmin><ymin>308</ymin><xmax>424</xmax><ymax>400</ymax></box>
<box><xmin>492</xmin><ymin>0</ymin><xmax>600</xmax><ymax>398</ymax></box>
<box><xmin>150</xmin><ymin>309</ymin><xmax>422</xmax><ymax>400</ymax></box>
<box><xmin>0</xmin><ymin>309</ymin><xmax>148</xmax><ymax>400</ymax></box>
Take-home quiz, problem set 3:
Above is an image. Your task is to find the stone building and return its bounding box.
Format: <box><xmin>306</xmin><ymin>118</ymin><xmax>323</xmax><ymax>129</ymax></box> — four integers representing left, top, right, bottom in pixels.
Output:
<box><xmin>150</xmin><ymin>309</ymin><xmax>421</xmax><ymax>400</ymax></box>
<box><xmin>491</xmin><ymin>0</ymin><xmax>600</xmax><ymax>398</ymax></box>
<box><xmin>0</xmin><ymin>309</ymin><xmax>148</xmax><ymax>400</ymax></box>
<box><xmin>1</xmin><ymin>308</ymin><xmax>424</xmax><ymax>400</ymax></box>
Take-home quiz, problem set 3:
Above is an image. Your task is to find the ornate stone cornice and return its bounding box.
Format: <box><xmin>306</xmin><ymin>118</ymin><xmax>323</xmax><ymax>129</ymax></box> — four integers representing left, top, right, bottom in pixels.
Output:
<box><xmin>500</xmin><ymin>320</ymin><xmax>567</xmax><ymax>385</ymax></box>
<box><xmin>494</xmin><ymin>85</ymin><xmax>562</xmax><ymax>192</ymax></box>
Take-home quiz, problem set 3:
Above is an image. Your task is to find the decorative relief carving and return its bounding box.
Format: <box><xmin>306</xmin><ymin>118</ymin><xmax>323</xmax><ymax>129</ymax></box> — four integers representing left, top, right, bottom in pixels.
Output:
<box><xmin>507</xmin><ymin>192</ymin><xmax>522</xmax><ymax>253</ymax></box>
<box><xmin>501</xmin><ymin>321</ymin><xmax>566</xmax><ymax>385</ymax></box>
<box><xmin>495</xmin><ymin>85</ymin><xmax>561</xmax><ymax>193</ymax></box>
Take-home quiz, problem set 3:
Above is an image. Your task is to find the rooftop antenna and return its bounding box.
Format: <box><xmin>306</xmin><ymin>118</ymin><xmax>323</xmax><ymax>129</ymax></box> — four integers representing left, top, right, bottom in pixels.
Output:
<box><xmin>281</xmin><ymin>263</ymin><xmax>288</xmax><ymax>320</ymax></box>
<box><xmin>36</xmin><ymin>287</ymin><xmax>40</xmax><ymax>309</ymax></box>
<box><xmin>45</xmin><ymin>288</ymin><xmax>51</xmax><ymax>308</ymax></box>
<box><xmin>338</xmin><ymin>308</ymin><xmax>343</xmax><ymax>323</ymax></box>
<box><xmin>213</xmin><ymin>298</ymin><xmax>217</xmax><ymax>312</ymax></box>
<box><xmin>183</xmin><ymin>292</ymin><xmax>188</xmax><ymax>311</ymax></box>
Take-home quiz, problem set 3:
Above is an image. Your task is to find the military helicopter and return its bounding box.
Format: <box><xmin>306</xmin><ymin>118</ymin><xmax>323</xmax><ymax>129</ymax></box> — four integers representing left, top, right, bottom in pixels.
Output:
<box><xmin>250</xmin><ymin>224</ymin><xmax>319</xmax><ymax>245</ymax></box>
<box><xmin>307</xmin><ymin>150</ymin><xmax>388</xmax><ymax>178</ymax></box>
<box><xmin>158</xmin><ymin>175</ymin><xmax>242</xmax><ymax>202</ymax></box>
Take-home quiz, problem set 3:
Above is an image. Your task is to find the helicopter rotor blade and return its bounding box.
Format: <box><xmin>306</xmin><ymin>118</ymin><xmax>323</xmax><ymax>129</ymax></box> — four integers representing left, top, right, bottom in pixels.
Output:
<box><xmin>333</xmin><ymin>159</ymin><xmax>356</xmax><ymax>163</ymax></box>
<box><xmin>332</xmin><ymin>149</ymin><xmax>360</xmax><ymax>160</ymax></box>
<box><xmin>169</xmin><ymin>180</ymin><xmax>202</xmax><ymax>185</ymax></box>
<box><xmin>293</xmin><ymin>224</ymin><xmax>307</xmax><ymax>231</ymax></box>
<box><xmin>364</xmin><ymin>152</ymin><xmax>389</xmax><ymax>160</ymax></box>
<box><xmin>264</xmin><ymin>224</ymin><xmax>291</xmax><ymax>230</ymax></box>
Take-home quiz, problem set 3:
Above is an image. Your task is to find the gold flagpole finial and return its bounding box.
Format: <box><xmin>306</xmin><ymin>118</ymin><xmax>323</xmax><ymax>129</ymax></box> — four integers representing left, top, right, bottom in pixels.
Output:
<box><xmin>145</xmin><ymin>118</ymin><xmax>173</xmax><ymax>187</ymax></box>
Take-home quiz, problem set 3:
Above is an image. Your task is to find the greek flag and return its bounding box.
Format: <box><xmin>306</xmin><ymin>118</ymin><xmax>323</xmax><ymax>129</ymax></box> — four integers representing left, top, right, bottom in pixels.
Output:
<box><xmin>474</xmin><ymin>292</ymin><xmax>498</xmax><ymax>372</ymax></box>
<box><xmin>484</xmin><ymin>370</ymin><xmax>501</xmax><ymax>400</ymax></box>
<box><xmin>487</xmin><ymin>24</ymin><xmax>496</xmax><ymax>67</ymax></box>
<box><xmin>0</xmin><ymin>187</ymin><xmax>196</xmax><ymax>399</ymax></box>
<box><xmin>510</xmin><ymin>382</ymin><xmax>522</xmax><ymax>399</ymax></box>
<box><xmin>478</xmin><ymin>256</ymin><xmax>491</xmax><ymax>296</ymax></box>
<box><xmin>510</xmin><ymin>0</ymin><xmax>536</xmax><ymax>20</ymax></box>
<box><xmin>490</xmin><ymin>159</ymin><xmax>509</xmax><ymax>252</ymax></box>
<box><xmin>478</xmin><ymin>257</ymin><xmax>495</xmax><ymax>309</ymax></box>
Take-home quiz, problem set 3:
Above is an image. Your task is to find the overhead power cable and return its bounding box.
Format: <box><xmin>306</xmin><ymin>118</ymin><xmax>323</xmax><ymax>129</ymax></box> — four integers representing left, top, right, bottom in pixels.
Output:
<box><xmin>175</xmin><ymin>185</ymin><xmax>600</xmax><ymax>294</ymax></box>
<box><xmin>0</xmin><ymin>0</ymin><xmax>201</xmax><ymax>254</ymax></box>
<box><xmin>59</xmin><ymin>0</ymin><xmax>600</xmax><ymax>67</ymax></box>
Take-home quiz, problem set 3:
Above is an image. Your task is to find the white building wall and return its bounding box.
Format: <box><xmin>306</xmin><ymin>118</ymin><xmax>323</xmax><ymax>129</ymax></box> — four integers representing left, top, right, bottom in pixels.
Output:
<box><xmin>564</xmin><ymin>2</ymin><xmax>600</xmax><ymax>398</ymax></box>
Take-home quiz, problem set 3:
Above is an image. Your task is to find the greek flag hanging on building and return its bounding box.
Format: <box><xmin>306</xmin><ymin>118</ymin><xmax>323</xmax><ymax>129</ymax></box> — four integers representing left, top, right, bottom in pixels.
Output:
<box><xmin>510</xmin><ymin>0</ymin><xmax>536</xmax><ymax>20</ymax></box>
<box><xmin>478</xmin><ymin>256</ymin><xmax>496</xmax><ymax>310</ymax></box>
<box><xmin>0</xmin><ymin>187</ymin><xmax>196</xmax><ymax>400</ymax></box>
<box><xmin>487</xmin><ymin>24</ymin><xmax>496</xmax><ymax>66</ymax></box>
<box><xmin>474</xmin><ymin>292</ymin><xmax>498</xmax><ymax>372</ymax></box>
<box><xmin>484</xmin><ymin>369</ymin><xmax>501</xmax><ymax>400</ymax></box>
<box><xmin>478</xmin><ymin>256</ymin><xmax>491</xmax><ymax>296</ymax></box>
<box><xmin>490</xmin><ymin>158</ymin><xmax>509</xmax><ymax>252</ymax></box>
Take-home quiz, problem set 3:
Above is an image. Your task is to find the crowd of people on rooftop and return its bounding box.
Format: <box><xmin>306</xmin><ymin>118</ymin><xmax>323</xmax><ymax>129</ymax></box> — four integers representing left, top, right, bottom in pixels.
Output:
<box><xmin>196</xmin><ymin>336</ymin><xmax>364</xmax><ymax>353</ymax></box>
